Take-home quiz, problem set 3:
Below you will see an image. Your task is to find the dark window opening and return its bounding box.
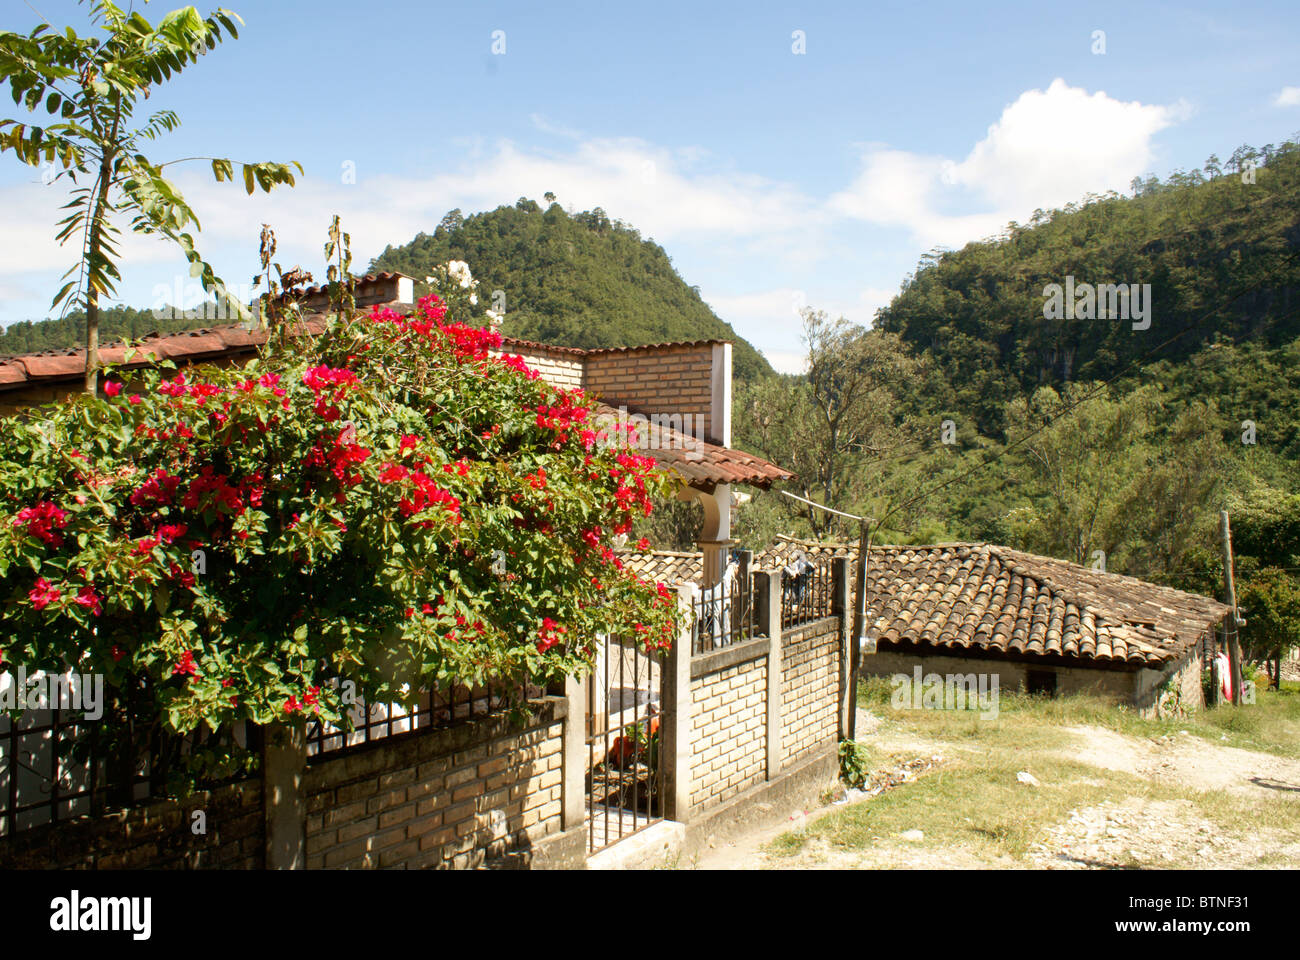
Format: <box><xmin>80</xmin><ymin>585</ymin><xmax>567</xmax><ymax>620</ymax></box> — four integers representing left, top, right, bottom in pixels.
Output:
<box><xmin>1026</xmin><ymin>670</ymin><xmax>1058</xmax><ymax>697</ymax></box>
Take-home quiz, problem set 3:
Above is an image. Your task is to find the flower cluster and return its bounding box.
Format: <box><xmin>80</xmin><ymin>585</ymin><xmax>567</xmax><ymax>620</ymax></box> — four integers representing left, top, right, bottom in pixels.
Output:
<box><xmin>12</xmin><ymin>501</ymin><xmax>69</xmax><ymax>547</ymax></box>
<box><xmin>0</xmin><ymin>261</ymin><xmax>679</xmax><ymax>780</ymax></box>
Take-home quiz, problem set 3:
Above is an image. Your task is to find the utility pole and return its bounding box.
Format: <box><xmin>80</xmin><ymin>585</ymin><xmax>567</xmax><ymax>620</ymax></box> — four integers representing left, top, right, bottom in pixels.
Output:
<box><xmin>1220</xmin><ymin>510</ymin><xmax>1245</xmax><ymax>706</ymax></box>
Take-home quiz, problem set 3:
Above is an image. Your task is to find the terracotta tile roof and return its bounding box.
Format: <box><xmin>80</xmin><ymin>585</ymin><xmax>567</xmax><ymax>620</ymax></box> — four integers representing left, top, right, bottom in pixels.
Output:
<box><xmin>755</xmin><ymin>535</ymin><xmax>1230</xmax><ymax>666</ymax></box>
<box><xmin>290</xmin><ymin>271</ymin><xmax>408</xmax><ymax>302</ymax></box>
<box><xmin>590</xmin><ymin>404</ymin><xmax>792</xmax><ymax>490</ymax></box>
<box><xmin>497</xmin><ymin>337</ymin><xmax>729</xmax><ymax>358</ymax></box>
<box><xmin>498</xmin><ymin>336</ymin><xmax>588</xmax><ymax>357</ymax></box>
<box><xmin>618</xmin><ymin>550</ymin><xmax>703</xmax><ymax>585</ymax></box>
<box><xmin>1</xmin><ymin>317</ymin><xmax>333</xmax><ymax>390</ymax></box>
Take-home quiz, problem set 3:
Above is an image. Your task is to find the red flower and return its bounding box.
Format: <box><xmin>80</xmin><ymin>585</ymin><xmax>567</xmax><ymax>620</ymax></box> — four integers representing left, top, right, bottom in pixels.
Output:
<box><xmin>73</xmin><ymin>585</ymin><xmax>102</xmax><ymax>616</ymax></box>
<box><xmin>128</xmin><ymin>394</ymin><xmax>142</xmax><ymax>405</ymax></box>
<box><xmin>28</xmin><ymin>578</ymin><xmax>60</xmax><ymax>610</ymax></box>
<box><xmin>637</xmin><ymin>538</ymin><xmax>650</xmax><ymax>550</ymax></box>
<box><xmin>172</xmin><ymin>649</ymin><xmax>199</xmax><ymax>678</ymax></box>
<box><xmin>133</xmin><ymin>536</ymin><xmax>161</xmax><ymax>555</ymax></box>
<box><xmin>12</xmin><ymin>501</ymin><xmax>70</xmax><ymax>547</ymax></box>
<box><xmin>536</xmin><ymin>617</ymin><xmax>567</xmax><ymax>654</ymax></box>
<box><xmin>104</xmin><ymin>380</ymin><xmax>122</xmax><ymax>397</ymax></box>
<box><xmin>129</xmin><ymin>469</ymin><xmax>181</xmax><ymax>509</ymax></box>
<box><xmin>157</xmin><ymin>523</ymin><xmax>188</xmax><ymax>543</ymax></box>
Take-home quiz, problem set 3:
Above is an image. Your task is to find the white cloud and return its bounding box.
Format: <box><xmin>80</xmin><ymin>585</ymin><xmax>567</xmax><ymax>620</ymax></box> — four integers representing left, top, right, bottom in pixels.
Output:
<box><xmin>707</xmin><ymin>284</ymin><xmax>899</xmax><ymax>375</ymax></box>
<box><xmin>1275</xmin><ymin>86</ymin><xmax>1300</xmax><ymax>107</ymax></box>
<box><xmin>829</xmin><ymin>78</ymin><xmax>1185</xmax><ymax>249</ymax></box>
<box><xmin>763</xmin><ymin>350</ymin><xmax>807</xmax><ymax>375</ymax></box>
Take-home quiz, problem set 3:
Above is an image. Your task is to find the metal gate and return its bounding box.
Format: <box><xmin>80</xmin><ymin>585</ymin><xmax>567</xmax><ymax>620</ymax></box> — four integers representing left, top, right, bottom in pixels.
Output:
<box><xmin>585</xmin><ymin>630</ymin><xmax>664</xmax><ymax>854</ymax></box>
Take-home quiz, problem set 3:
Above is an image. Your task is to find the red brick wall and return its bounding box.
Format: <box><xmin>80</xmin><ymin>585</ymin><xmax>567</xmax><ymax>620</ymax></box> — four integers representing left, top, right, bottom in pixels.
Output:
<box><xmin>584</xmin><ymin>344</ymin><xmax>715</xmax><ymax>443</ymax></box>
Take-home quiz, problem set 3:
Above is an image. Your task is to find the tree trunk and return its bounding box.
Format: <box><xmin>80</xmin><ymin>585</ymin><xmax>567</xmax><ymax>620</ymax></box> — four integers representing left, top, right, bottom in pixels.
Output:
<box><xmin>83</xmin><ymin>152</ymin><xmax>114</xmax><ymax>396</ymax></box>
<box><xmin>83</xmin><ymin>289</ymin><xmax>100</xmax><ymax>395</ymax></box>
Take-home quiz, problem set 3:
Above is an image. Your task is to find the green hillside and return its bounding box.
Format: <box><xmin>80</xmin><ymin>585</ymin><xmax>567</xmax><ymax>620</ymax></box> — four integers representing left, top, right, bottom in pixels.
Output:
<box><xmin>875</xmin><ymin>140</ymin><xmax>1300</xmax><ymax>437</ymax></box>
<box><xmin>0</xmin><ymin>305</ymin><xmax>213</xmax><ymax>356</ymax></box>
<box><xmin>369</xmin><ymin>199</ymin><xmax>773</xmax><ymax>381</ymax></box>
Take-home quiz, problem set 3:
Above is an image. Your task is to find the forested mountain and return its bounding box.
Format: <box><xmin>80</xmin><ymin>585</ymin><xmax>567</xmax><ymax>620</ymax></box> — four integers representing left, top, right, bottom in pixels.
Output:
<box><xmin>875</xmin><ymin>140</ymin><xmax>1300</xmax><ymax>436</ymax></box>
<box><xmin>0</xmin><ymin>305</ymin><xmax>214</xmax><ymax>356</ymax></box>
<box><xmin>369</xmin><ymin>198</ymin><xmax>773</xmax><ymax>381</ymax></box>
<box><xmin>721</xmin><ymin>137</ymin><xmax>1300</xmax><ymax>677</ymax></box>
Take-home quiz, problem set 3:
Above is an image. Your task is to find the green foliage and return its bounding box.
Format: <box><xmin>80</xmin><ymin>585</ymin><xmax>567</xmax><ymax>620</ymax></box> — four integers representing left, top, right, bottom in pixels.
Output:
<box><xmin>369</xmin><ymin>199</ymin><xmax>773</xmax><ymax>381</ymax></box>
<box><xmin>0</xmin><ymin>304</ymin><xmax>208</xmax><ymax>355</ymax></box>
<box><xmin>0</xmin><ymin>290</ymin><xmax>679</xmax><ymax>789</ymax></box>
<box><xmin>875</xmin><ymin>139</ymin><xmax>1300</xmax><ymax>439</ymax></box>
<box><xmin>0</xmin><ymin>2</ymin><xmax>299</xmax><ymax>389</ymax></box>
<box><xmin>838</xmin><ymin>739</ymin><xmax>871</xmax><ymax>788</ymax></box>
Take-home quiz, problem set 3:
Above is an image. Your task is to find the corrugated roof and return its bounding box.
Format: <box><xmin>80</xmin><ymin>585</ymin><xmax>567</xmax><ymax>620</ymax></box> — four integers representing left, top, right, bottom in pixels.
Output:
<box><xmin>755</xmin><ymin>535</ymin><xmax>1230</xmax><ymax>666</ymax></box>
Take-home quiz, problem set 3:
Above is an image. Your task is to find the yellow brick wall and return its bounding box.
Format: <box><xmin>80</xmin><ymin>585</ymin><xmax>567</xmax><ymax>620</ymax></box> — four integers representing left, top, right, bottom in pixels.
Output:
<box><xmin>780</xmin><ymin>620</ymin><xmax>842</xmax><ymax>766</ymax></box>
<box><xmin>303</xmin><ymin>717</ymin><xmax>565</xmax><ymax>869</ymax></box>
<box><xmin>490</xmin><ymin>346</ymin><xmax>584</xmax><ymax>392</ymax></box>
<box><xmin>688</xmin><ymin>658</ymin><xmax>767</xmax><ymax>810</ymax></box>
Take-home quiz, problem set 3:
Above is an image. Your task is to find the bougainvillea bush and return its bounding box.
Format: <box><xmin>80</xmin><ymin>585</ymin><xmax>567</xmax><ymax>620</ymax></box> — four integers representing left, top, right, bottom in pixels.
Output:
<box><xmin>0</xmin><ymin>290</ymin><xmax>679</xmax><ymax>785</ymax></box>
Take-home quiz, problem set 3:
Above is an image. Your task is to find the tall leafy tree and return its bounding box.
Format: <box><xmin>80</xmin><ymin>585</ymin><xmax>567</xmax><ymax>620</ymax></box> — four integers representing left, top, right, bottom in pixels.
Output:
<box><xmin>0</xmin><ymin>2</ymin><xmax>300</xmax><ymax>393</ymax></box>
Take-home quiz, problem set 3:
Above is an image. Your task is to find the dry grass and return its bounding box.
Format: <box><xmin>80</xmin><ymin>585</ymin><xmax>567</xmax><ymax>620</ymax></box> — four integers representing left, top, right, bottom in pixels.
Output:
<box><xmin>764</xmin><ymin>679</ymin><xmax>1300</xmax><ymax>867</ymax></box>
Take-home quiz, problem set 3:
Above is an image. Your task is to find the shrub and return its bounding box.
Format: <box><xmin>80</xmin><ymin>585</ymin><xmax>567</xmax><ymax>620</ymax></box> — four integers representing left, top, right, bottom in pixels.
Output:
<box><xmin>0</xmin><ymin>292</ymin><xmax>679</xmax><ymax>784</ymax></box>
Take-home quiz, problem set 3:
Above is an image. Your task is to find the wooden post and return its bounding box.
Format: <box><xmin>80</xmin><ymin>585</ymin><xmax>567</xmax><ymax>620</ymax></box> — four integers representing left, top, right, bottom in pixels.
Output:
<box><xmin>848</xmin><ymin>520</ymin><xmax>870</xmax><ymax>740</ymax></box>
<box><xmin>831</xmin><ymin>557</ymin><xmax>852</xmax><ymax>740</ymax></box>
<box><xmin>1220</xmin><ymin>511</ymin><xmax>1245</xmax><ymax>706</ymax></box>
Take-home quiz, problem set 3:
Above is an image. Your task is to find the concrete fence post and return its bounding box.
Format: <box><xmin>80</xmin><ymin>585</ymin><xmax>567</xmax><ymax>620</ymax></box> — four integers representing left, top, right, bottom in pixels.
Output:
<box><xmin>262</xmin><ymin>721</ymin><xmax>307</xmax><ymax>869</ymax></box>
<box><xmin>754</xmin><ymin>570</ymin><xmax>782</xmax><ymax>780</ymax></box>
<box><xmin>831</xmin><ymin>557</ymin><xmax>852</xmax><ymax>740</ymax></box>
<box><xmin>661</xmin><ymin>584</ymin><xmax>696</xmax><ymax>822</ymax></box>
<box><xmin>560</xmin><ymin>675</ymin><xmax>586</xmax><ymax>832</ymax></box>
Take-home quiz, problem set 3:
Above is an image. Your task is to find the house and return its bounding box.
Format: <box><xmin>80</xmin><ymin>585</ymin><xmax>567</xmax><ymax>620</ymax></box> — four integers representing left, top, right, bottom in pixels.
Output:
<box><xmin>0</xmin><ymin>270</ymin><xmax>820</xmax><ymax>869</ymax></box>
<box><xmin>756</xmin><ymin>535</ymin><xmax>1232</xmax><ymax>715</ymax></box>
<box><xmin>0</xmin><ymin>272</ymin><xmax>789</xmax><ymax>588</ymax></box>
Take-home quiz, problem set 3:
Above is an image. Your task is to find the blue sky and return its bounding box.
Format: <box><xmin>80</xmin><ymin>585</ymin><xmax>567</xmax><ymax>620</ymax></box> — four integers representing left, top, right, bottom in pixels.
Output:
<box><xmin>2</xmin><ymin>0</ymin><xmax>1298</xmax><ymax>370</ymax></box>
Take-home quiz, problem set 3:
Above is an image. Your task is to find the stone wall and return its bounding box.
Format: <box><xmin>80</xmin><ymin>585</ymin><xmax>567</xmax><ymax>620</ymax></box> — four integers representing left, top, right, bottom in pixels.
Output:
<box><xmin>861</xmin><ymin>645</ymin><xmax>1206</xmax><ymax>716</ymax></box>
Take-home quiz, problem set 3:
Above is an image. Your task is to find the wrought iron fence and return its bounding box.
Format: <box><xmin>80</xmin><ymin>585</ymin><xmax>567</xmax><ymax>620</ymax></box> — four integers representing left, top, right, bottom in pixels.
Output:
<box><xmin>780</xmin><ymin>555</ymin><xmax>833</xmax><ymax>629</ymax></box>
<box><xmin>586</xmin><ymin>630</ymin><xmax>664</xmax><ymax>854</ymax></box>
<box><xmin>690</xmin><ymin>566</ymin><xmax>756</xmax><ymax>654</ymax></box>
<box><xmin>304</xmin><ymin>678</ymin><xmax>539</xmax><ymax>759</ymax></box>
<box><xmin>0</xmin><ymin>675</ymin><xmax>251</xmax><ymax>838</ymax></box>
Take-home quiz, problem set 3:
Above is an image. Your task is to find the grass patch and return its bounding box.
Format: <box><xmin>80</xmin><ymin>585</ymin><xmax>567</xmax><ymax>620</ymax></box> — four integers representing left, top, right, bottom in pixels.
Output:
<box><xmin>858</xmin><ymin>676</ymin><xmax>1300</xmax><ymax>759</ymax></box>
<box><xmin>762</xmin><ymin>679</ymin><xmax>1300</xmax><ymax>865</ymax></box>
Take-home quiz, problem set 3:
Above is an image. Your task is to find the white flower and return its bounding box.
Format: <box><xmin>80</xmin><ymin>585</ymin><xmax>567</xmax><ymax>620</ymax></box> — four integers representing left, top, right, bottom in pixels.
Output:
<box><xmin>446</xmin><ymin>260</ymin><xmax>474</xmax><ymax>289</ymax></box>
<box><xmin>469</xmin><ymin>293</ymin><xmax>478</xmax><ymax>306</ymax></box>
